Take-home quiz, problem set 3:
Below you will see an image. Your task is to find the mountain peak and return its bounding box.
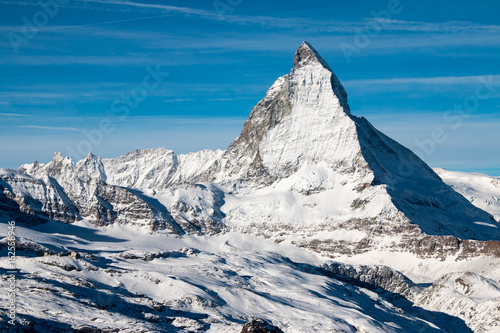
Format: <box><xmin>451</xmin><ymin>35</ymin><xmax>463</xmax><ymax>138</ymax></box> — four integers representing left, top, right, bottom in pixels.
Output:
<box><xmin>292</xmin><ymin>42</ymin><xmax>349</xmax><ymax>112</ymax></box>
<box><xmin>53</xmin><ymin>152</ymin><xmax>64</xmax><ymax>161</ymax></box>
<box><xmin>293</xmin><ymin>41</ymin><xmax>331</xmax><ymax>70</ymax></box>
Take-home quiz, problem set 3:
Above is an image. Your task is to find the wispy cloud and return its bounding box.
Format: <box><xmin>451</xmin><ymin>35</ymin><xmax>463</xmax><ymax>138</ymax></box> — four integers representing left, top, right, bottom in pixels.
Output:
<box><xmin>20</xmin><ymin>125</ymin><xmax>82</xmax><ymax>132</ymax></box>
<box><xmin>0</xmin><ymin>87</ymin><xmax>128</xmax><ymax>105</ymax></box>
<box><xmin>82</xmin><ymin>0</ymin><xmax>214</xmax><ymax>16</ymax></box>
<box><xmin>0</xmin><ymin>0</ymin><xmax>306</xmax><ymax>30</ymax></box>
<box><xmin>0</xmin><ymin>91</ymin><xmax>85</xmax><ymax>106</ymax></box>
<box><xmin>0</xmin><ymin>92</ymin><xmax>70</xmax><ymax>98</ymax></box>
<box><xmin>208</xmin><ymin>97</ymin><xmax>234</xmax><ymax>102</ymax></box>
<box><xmin>0</xmin><ymin>54</ymin><xmax>160</xmax><ymax>66</ymax></box>
<box><xmin>162</xmin><ymin>98</ymin><xmax>193</xmax><ymax>103</ymax></box>
<box><xmin>76</xmin><ymin>1</ymin><xmax>500</xmax><ymax>33</ymax></box>
<box><xmin>0</xmin><ymin>112</ymin><xmax>27</xmax><ymax>116</ymax></box>
<box><xmin>370</xmin><ymin>18</ymin><xmax>500</xmax><ymax>33</ymax></box>
<box><xmin>344</xmin><ymin>75</ymin><xmax>500</xmax><ymax>86</ymax></box>
<box><xmin>0</xmin><ymin>15</ymin><xmax>177</xmax><ymax>35</ymax></box>
<box><xmin>77</xmin><ymin>0</ymin><xmax>326</xmax><ymax>29</ymax></box>
<box><xmin>4</xmin><ymin>0</ymin><xmax>499</xmax><ymax>34</ymax></box>
<box><xmin>3</xmin><ymin>33</ymin><xmax>498</xmax><ymax>69</ymax></box>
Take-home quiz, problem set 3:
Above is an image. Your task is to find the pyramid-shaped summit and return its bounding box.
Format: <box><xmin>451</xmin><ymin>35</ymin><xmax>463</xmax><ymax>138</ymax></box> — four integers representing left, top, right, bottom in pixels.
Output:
<box><xmin>211</xmin><ymin>41</ymin><xmax>499</xmax><ymax>241</ymax></box>
<box><xmin>3</xmin><ymin>41</ymin><xmax>500</xmax><ymax>244</ymax></box>
<box><xmin>293</xmin><ymin>41</ymin><xmax>330</xmax><ymax>68</ymax></box>
<box><xmin>217</xmin><ymin>41</ymin><xmax>356</xmax><ymax>183</ymax></box>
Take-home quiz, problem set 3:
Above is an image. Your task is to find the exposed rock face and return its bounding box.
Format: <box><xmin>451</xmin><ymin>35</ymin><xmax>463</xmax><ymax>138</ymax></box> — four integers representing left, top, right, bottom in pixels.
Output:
<box><xmin>241</xmin><ymin>318</ymin><xmax>284</xmax><ymax>333</ymax></box>
<box><xmin>0</xmin><ymin>169</ymin><xmax>79</xmax><ymax>225</ymax></box>
<box><xmin>321</xmin><ymin>262</ymin><xmax>417</xmax><ymax>297</ymax></box>
<box><xmin>0</xmin><ymin>237</ymin><xmax>54</xmax><ymax>257</ymax></box>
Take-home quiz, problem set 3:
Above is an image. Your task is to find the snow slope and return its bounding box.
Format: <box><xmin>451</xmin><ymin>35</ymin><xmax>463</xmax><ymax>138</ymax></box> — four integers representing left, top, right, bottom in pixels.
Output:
<box><xmin>435</xmin><ymin>168</ymin><xmax>500</xmax><ymax>223</ymax></box>
<box><xmin>0</xmin><ymin>218</ymin><xmax>484</xmax><ymax>333</ymax></box>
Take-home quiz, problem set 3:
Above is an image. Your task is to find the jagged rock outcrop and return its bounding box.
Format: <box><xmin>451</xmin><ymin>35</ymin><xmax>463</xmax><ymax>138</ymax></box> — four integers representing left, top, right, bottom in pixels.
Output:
<box><xmin>321</xmin><ymin>262</ymin><xmax>417</xmax><ymax>297</ymax></box>
<box><xmin>241</xmin><ymin>318</ymin><xmax>284</xmax><ymax>333</ymax></box>
<box><xmin>0</xmin><ymin>169</ymin><xmax>80</xmax><ymax>225</ymax></box>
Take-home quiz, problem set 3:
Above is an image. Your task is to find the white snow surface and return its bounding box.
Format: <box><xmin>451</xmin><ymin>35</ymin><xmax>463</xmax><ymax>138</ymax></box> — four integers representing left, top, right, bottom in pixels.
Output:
<box><xmin>0</xmin><ymin>218</ymin><xmax>488</xmax><ymax>333</ymax></box>
<box><xmin>435</xmin><ymin>168</ymin><xmax>500</xmax><ymax>222</ymax></box>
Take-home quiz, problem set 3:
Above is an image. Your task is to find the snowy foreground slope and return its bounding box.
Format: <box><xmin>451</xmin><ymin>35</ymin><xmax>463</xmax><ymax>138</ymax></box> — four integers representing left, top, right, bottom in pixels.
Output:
<box><xmin>1</xmin><ymin>42</ymin><xmax>500</xmax><ymax>332</ymax></box>
<box><xmin>2</xmin><ymin>219</ymin><xmax>499</xmax><ymax>333</ymax></box>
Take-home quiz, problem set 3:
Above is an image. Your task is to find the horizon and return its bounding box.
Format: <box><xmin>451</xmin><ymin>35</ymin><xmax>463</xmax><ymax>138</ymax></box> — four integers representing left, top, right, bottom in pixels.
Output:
<box><xmin>0</xmin><ymin>0</ymin><xmax>499</xmax><ymax>176</ymax></box>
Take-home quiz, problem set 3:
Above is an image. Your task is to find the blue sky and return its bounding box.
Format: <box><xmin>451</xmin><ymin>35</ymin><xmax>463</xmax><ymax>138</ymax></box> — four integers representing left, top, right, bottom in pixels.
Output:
<box><xmin>0</xmin><ymin>0</ymin><xmax>499</xmax><ymax>175</ymax></box>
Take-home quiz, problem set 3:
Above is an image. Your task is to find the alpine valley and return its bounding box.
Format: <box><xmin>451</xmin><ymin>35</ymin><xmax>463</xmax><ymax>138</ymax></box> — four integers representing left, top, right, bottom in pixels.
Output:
<box><xmin>1</xmin><ymin>42</ymin><xmax>500</xmax><ymax>333</ymax></box>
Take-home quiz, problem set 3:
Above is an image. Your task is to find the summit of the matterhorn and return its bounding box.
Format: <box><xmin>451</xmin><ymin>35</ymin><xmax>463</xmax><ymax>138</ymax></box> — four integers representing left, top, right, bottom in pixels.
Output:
<box><xmin>293</xmin><ymin>41</ymin><xmax>330</xmax><ymax>69</ymax></box>
<box><xmin>211</xmin><ymin>41</ymin><xmax>499</xmax><ymax>242</ymax></box>
<box><xmin>3</xmin><ymin>41</ymin><xmax>500</xmax><ymax>242</ymax></box>
<box><xmin>213</xmin><ymin>41</ymin><xmax>360</xmax><ymax>186</ymax></box>
<box><xmin>293</xmin><ymin>41</ymin><xmax>350</xmax><ymax>111</ymax></box>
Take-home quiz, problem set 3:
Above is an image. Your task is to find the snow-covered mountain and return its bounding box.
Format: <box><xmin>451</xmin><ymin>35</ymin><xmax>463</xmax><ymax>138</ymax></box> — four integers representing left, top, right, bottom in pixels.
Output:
<box><xmin>1</xmin><ymin>42</ymin><xmax>500</xmax><ymax>332</ymax></box>
<box><xmin>435</xmin><ymin>168</ymin><xmax>500</xmax><ymax>223</ymax></box>
<box><xmin>4</xmin><ymin>42</ymin><xmax>498</xmax><ymax>241</ymax></box>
